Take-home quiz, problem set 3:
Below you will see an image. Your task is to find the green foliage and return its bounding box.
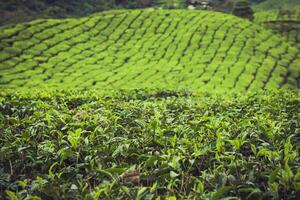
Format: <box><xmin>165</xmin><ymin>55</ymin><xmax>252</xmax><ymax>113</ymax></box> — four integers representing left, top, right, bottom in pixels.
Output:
<box><xmin>0</xmin><ymin>0</ymin><xmax>116</xmax><ymax>26</ymax></box>
<box><xmin>0</xmin><ymin>9</ymin><xmax>299</xmax><ymax>92</ymax></box>
<box><xmin>0</xmin><ymin>90</ymin><xmax>299</xmax><ymax>199</ymax></box>
<box><xmin>0</xmin><ymin>4</ymin><xmax>298</xmax><ymax>200</ymax></box>
<box><xmin>254</xmin><ymin>8</ymin><xmax>300</xmax><ymax>49</ymax></box>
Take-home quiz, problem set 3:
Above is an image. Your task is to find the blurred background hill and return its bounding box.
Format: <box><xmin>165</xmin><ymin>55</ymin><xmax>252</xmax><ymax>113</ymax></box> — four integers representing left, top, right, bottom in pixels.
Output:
<box><xmin>0</xmin><ymin>0</ymin><xmax>271</xmax><ymax>26</ymax></box>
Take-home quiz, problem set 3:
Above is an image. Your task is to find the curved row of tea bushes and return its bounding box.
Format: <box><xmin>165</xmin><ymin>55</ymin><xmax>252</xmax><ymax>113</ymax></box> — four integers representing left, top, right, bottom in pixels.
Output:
<box><xmin>0</xmin><ymin>9</ymin><xmax>299</xmax><ymax>91</ymax></box>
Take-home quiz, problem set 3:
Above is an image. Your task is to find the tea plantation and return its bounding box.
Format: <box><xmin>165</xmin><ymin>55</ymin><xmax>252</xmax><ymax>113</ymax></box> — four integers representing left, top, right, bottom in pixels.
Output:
<box><xmin>0</xmin><ymin>90</ymin><xmax>299</xmax><ymax>199</ymax></box>
<box><xmin>255</xmin><ymin>9</ymin><xmax>300</xmax><ymax>48</ymax></box>
<box><xmin>0</xmin><ymin>7</ymin><xmax>300</xmax><ymax>200</ymax></box>
<box><xmin>0</xmin><ymin>9</ymin><xmax>299</xmax><ymax>91</ymax></box>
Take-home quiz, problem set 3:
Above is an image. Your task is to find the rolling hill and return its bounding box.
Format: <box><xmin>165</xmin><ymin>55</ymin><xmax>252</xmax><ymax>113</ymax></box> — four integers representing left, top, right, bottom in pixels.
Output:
<box><xmin>253</xmin><ymin>0</ymin><xmax>300</xmax><ymax>11</ymax></box>
<box><xmin>0</xmin><ymin>0</ymin><xmax>116</xmax><ymax>26</ymax></box>
<box><xmin>254</xmin><ymin>9</ymin><xmax>300</xmax><ymax>49</ymax></box>
<box><xmin>0</xmin><ymin>9</ymin><xmax>299</xmax><ymax>92</ymax></box>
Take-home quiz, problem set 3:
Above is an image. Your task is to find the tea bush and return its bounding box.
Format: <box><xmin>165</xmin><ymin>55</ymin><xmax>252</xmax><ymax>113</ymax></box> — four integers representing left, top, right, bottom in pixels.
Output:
<box><xmin>0</xmin><ymin>9</ymin><xmax>299</xmax><ymax>91</ymax></box>
<box><xmin>0</xmin><ymin>89</ymin><xmax>299</xmax><ymax>199</ymax></box>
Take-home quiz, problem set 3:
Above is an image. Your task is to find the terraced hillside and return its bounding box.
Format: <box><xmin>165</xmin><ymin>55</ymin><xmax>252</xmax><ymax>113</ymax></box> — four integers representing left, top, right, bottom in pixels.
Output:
<box><xmin>255</xmin><ymin>9</ymin><xmax>300</xmax><ymax>48</ymax></box>
<box><xmin>0</xmin><ymin>9</ymin><xmax>299</xmax><ymax>91</ymax></box>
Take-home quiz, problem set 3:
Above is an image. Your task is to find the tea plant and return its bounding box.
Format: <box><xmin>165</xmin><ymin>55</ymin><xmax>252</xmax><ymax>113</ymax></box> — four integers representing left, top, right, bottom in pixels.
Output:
<box><xmin>254</xmin><ymin>8</ymin><xmax>300</xmax><ymax>49</ymax></box>
<box><xmin>0</xmin><ymin>9</ymin><xmax>299</xmax><ymax>91</ymax></box>
<box><xmin>0</xmin><ymin>89</ymin><xmax>299</xmax><ymax>199</ymax></box>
